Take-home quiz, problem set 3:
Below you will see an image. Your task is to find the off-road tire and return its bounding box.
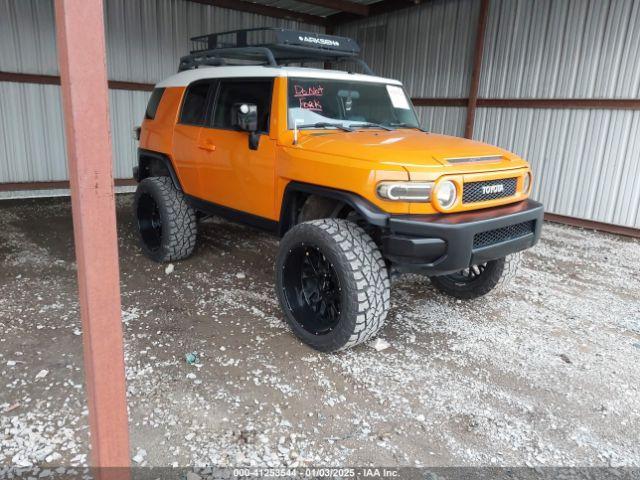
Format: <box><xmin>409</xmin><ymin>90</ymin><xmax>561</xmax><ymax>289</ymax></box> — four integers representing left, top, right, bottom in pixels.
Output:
<box><xmin>133</xmin><ymin>176</ymin><xmax>197</xmax><ymax>262</ymax></box>
<box><xmin>276</xmin><ymin>219</ymin><xmax>390</xmax><ymax>352</ymax></box>
<box><xmin>429</xmin><ymin>253</ymin><xmax>521</xmax><ymax>300</ymax></box>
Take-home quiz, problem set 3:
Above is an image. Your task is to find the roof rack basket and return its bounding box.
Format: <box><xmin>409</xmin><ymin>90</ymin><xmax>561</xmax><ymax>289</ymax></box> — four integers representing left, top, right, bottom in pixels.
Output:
<box><xmin>178</xmin><ymin>27</ymin><xmax>374</xmax><ymax>75</ymax></box>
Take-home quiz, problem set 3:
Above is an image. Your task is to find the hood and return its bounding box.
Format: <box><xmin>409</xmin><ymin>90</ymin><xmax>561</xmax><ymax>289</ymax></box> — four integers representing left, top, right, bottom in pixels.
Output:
<box><xmin>294</xmin><ymin>130</ymin><xmax>527</xmax><ymax>170</ymax></box>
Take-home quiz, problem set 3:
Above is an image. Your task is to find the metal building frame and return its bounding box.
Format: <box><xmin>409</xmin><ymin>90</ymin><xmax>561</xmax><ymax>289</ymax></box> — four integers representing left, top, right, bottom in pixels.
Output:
<box><xmin>4</xmin><ymin>0</ymin><xmax>640</xmax><ymax>470</ymax></box>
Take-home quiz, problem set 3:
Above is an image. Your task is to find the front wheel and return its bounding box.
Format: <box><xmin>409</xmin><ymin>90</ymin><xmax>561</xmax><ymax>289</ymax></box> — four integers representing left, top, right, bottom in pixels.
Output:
<box><xmin>275</xmin><ymin>219</ymin><xmax>390</xmax><ymax>352</ymax></box>
<box><xmin>429</xmin><ymin>253</ymin><xmax>521</xmax><ymax>300</ymax></box>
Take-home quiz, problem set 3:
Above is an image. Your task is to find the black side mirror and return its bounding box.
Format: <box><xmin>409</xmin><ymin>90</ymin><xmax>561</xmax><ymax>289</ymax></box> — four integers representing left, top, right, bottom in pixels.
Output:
<box><xmin>233</xmin><ymin>103</ymin><xmax>258</xmax><ymax>131</ymax></box>
<box><xmin>232</xmin><ymin>103</ymin><xmax>260</xmax><ymax>150</ymax></box>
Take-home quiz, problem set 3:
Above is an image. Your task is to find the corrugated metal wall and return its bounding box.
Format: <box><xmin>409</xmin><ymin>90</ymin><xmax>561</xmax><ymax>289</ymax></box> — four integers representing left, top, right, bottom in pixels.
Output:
<box><xmin>480</xmin><ymin>0</ymin><xmax>640</xmax><ymax>99</ymax></box>
<box><xmin>474</xmin><ymin>108</ymin><xmax>640</xmax><ymax>228</ymax></box>
<box><xmin>0</xmin><ymin>0</ymin><xmax>321</xmax><ymax>186</ymax></box>
<box><xmin>475</xmin><ymin>0</ymin><xmax>640</xmax><ymax>228</ymax></box>
<box><xmin>337</xmin><ymin>0</ymin><xmax>479</xmax><ymax>137</ymax></box>
<box><xmin>337</xmin><ymin>0</ymin><xmax>640</xmax><ymax>228</ymax></box>
<box><xmin>0</xmin><ymin>83</ymin><xmax>151</xmax><ymax>183</ymax></box>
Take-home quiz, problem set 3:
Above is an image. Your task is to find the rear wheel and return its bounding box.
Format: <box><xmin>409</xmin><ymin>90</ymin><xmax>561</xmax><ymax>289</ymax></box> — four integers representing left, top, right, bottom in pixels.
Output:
<box><xmin>133</xmin><ymin>177</ymin><xmax>197</xmax><ymax>262</ymax></box>
<box><xmin>429</xmin><ymin>253</ymin><xmax>521</xmax><ymax>299</ymax></box>
<box><xmin>276</xmin><ymin>219</ymin><xmax>390</xmax><ymax>352</ymax></box>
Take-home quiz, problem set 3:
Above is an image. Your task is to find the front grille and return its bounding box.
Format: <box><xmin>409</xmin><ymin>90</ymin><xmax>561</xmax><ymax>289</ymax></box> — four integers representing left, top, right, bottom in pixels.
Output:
<box><xmin>473</xmin><ymin>220</ymin><xmax>535</xmax><ymax>249</ymax></box>
<box><xmin>463</xmin><ymin>178</ymin><xmax>517</xmax><ymax>203</ymax></box>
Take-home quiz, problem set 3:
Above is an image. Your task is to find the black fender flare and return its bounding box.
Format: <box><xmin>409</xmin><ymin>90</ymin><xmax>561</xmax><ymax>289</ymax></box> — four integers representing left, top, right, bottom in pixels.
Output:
<box><xmin>278</xmin><ymin>181</ymin><xmax>389</xmax><ymax>236</ymax></box>
<box><xmin>136</xmin><ymin>148</ymin><xmax>183</xmax><ymax>191</ymax></box>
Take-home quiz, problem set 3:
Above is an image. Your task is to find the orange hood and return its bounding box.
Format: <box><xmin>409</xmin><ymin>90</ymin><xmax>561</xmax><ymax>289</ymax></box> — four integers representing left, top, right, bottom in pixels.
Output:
<box><xmin>294</xmin><ymin>130</ymin><xmax>527</xmax><ymax>171</ymax></box>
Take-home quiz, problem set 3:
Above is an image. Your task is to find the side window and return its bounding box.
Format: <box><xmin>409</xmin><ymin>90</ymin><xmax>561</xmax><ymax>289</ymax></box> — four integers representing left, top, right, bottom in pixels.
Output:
<box><xmin>212</xmin><ymin>79</ymin><xmax>273</xmax><ymax>133</ymax></box>
<box><xmin>145</xmin><ymin>88</ymin><xmax>165</xmax><ymax>120</ymax></box>
<box><xmin>179</xmin><ymin>81</ymin><xmax>211</xmax><ymax>126</ymax></box>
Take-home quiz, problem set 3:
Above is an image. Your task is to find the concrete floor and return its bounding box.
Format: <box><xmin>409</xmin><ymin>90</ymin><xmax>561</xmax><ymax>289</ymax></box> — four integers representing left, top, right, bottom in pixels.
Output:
<box><xmin>1</xmin><ymin>195</ymin><xmax>639</xmax><ymax>469</ymax></box>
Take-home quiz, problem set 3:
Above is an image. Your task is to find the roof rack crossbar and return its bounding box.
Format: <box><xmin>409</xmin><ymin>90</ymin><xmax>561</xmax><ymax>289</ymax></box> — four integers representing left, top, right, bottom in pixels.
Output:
<box><xmin>191</xmin><ymin>27</ymin><xmax>273</xmax><ymax>51</ymax></box>
<box><xmin>179</xmin><ymin>47</ymin><xmax>278</xmax><ymax>72</ymax></box>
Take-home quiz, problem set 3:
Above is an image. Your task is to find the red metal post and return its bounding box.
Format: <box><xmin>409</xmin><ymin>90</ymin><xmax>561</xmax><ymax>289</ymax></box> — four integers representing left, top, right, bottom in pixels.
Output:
<box><xmin>54</xmin><ymin>0</ymin><xmax>131</xmax><ymax>475</ymax></box>
<box><xmin>464</xmin><ymin>0</ymin><xmax>490</xmax><ymax>139</ymax></box>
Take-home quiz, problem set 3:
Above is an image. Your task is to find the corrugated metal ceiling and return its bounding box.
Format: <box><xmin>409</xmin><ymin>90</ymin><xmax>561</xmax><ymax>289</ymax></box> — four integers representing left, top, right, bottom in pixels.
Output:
<box><xmin>247</xmin><ymin>0</ymin><xmax>382</xmax><ymax>17</ymax></box>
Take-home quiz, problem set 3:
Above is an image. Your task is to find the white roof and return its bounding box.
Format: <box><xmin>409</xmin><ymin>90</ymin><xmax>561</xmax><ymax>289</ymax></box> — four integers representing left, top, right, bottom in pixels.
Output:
<box><xmin>156</xmin><ymin>66</ymin><xmax>403</xmax><ymax>88</ymax></box>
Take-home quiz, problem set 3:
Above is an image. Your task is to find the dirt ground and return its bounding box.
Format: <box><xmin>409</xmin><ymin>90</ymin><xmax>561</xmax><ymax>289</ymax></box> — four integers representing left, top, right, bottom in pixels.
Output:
<box><xmin>1</xmin><ymin>195</ymin><xmax>639</xmax><ymax>470</ymax></box>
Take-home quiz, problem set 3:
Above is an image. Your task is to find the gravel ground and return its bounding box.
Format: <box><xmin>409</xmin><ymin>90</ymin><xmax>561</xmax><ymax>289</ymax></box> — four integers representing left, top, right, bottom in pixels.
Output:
<box><xmin>1</xmin><ymin>195</ymin><xmax>639</xmax><ymax>470</ymax></box>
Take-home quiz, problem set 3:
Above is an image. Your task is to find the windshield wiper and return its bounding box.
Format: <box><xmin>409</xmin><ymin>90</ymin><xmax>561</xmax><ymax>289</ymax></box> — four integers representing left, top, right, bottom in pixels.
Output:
<box><xmin>297</xmin><ymin>122</ymin><xmax>353</xmax><ymax>132</ymax></box>
<box><xmin>390</xmin><ymin>122</ymin><xmax>428</xmax><ymax>132</ymax></box>
<box><xmin>350</xmin><ymin>122</ymin><xmax>395</xmax><ymax>131</ymax></box>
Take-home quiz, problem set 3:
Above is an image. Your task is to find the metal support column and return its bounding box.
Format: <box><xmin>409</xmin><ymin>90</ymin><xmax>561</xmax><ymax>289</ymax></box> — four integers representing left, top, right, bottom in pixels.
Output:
<box><xmin>54</xmin><ymin>0</ymin><xmax>131</xmax><ymax>476</ymax></box>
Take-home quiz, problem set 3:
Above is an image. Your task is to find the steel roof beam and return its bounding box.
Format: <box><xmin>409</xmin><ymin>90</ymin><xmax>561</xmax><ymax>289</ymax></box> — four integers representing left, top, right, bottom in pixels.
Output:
<box><xmin>329</xmin><ymin>0</ymin><xmax>422</xmax><ymax>24</ymax></box>
<box><xmin>296</xmin><ymin>0</ymin><xmax>370</xmax><ymax>16</ymax></box>
<box><xmin>187</xmin><ymin>0</ymin><xmax>327</xmax><ymax>26</ymax></box>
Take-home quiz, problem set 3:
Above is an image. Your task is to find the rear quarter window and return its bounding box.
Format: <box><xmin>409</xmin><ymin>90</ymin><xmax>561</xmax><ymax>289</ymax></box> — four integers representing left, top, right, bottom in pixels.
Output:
<box><xmin>145</xmin><ymin>88</ymin><xmax>165</xmax><ymax>120</ymax></box>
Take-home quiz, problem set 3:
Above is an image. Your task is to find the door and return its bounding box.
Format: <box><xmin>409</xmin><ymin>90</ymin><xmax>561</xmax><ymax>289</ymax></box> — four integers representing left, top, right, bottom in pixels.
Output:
<box><xmin>171</xmin><ymin>79</ymin><xmax>216</xmax><ymax>196</ymax></box>
<box><xmin>196</xmin><ymin>78</ymin><xmax>277</xmax><ymax>220</ymax></box>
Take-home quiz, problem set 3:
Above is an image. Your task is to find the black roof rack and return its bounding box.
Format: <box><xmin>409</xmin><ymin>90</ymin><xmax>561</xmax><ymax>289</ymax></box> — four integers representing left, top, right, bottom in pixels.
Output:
<box><xmin>178</xmin><ymin>27</ymin><xmax>374</xmax><ymax>75</ymax></box>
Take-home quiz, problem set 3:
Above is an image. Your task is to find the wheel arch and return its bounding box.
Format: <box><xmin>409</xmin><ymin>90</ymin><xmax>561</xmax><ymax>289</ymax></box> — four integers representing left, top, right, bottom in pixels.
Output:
<box><xmin>135</xmin><ymin>148</ymin><xmax>183</xmax><ymax>191</ymax></box>
<box><xmin>278</xmin><ymin>182</ymin><xmax>389</xmax><ymax>237</ymax></box>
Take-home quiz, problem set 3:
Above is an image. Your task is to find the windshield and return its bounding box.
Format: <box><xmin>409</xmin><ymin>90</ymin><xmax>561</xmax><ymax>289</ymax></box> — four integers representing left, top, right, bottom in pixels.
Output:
<box><xmin>287</xmin><ymin>77</ymin><xmax>420</xmax><ymax>130</ymax></box>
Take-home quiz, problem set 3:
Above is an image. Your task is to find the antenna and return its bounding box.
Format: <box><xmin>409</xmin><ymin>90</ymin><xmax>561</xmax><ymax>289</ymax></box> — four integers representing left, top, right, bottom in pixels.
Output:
<box><xmin>293</xmin><ymin>119</ymin><xmax>305</xmax><ymax>145</ymax></box>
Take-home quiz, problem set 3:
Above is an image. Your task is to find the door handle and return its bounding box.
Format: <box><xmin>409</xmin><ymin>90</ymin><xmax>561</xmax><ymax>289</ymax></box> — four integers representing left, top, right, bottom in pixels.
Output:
<box><xmin>197</xmin><ymin>142</ymin><xmax>216</xmax><ymax>152</ymax></box>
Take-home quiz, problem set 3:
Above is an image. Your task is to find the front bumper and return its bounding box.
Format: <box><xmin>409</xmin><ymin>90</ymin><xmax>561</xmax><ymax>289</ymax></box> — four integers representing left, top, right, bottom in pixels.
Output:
<box><xmin>382</xmin><ymin>199</ymin><xmax>544</xmax><ymax>275</ymax></box>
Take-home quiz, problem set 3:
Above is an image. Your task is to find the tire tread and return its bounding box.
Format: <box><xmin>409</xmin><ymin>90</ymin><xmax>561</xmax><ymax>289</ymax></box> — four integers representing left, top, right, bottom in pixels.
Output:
<box><xmin>276</xmin><ymin>219</ymin><xmax>390</xmax><ymax>351</ymax></box>
<box><xmin>134</xmin><ymin>177</ymin><xmax>197</xmax><ymax>262</ymax></box>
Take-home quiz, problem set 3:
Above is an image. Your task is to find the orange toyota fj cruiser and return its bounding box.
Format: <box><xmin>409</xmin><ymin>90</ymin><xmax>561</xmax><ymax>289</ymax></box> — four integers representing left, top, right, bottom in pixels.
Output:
<box><xmin>133</xmin><ymin>29</ymin><xmax>543</xmax><ymax>351</ymax></box>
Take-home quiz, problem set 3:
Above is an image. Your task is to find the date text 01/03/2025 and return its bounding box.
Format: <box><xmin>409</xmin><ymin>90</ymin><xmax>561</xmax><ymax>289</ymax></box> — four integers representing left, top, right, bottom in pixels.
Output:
<box><xmin>230</xmin><ymin>467</ymin><xmax>400</xmax><ymax>477</ymax></box>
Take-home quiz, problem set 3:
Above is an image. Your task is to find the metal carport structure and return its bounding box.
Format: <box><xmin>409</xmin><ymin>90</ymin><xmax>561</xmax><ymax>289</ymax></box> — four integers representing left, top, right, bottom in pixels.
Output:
<box><xmin>6</xmin><ymin>0</ymin><xmax>640</xmax><ymax>473</ymax></box>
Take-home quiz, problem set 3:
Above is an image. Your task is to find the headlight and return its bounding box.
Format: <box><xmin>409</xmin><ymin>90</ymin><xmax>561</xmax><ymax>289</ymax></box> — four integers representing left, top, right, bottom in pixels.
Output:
<box><xmin>434</xmin><ymin>180</ymin><xmax>457</xmax><ymax>209</ymax></box>
<box><xmin>377</xmin><ymin>181</ymin><xmax>433</xmax><ymax>201</ymax></box>
<box><xmin>523</xmin><ymin>172</ymin><xmax>532</xmax><ymax>193</ymax></box>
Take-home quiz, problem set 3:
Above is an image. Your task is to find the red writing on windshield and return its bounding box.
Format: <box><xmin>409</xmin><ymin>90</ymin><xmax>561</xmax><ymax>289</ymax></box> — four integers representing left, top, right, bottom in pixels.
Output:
<box><xmin>294</xmin><ymin>85</ymin><xmax>324</xmax><ymax>97</ymax></box>
<box><xmin>299</xmin><ymin>99</ymin><xmax>322</xmax><ymax>111</ymax></box>
<box><xmin>294</xmin><ymin>84</ymin><xmax>324</xmax><ymax>112</ymax></box>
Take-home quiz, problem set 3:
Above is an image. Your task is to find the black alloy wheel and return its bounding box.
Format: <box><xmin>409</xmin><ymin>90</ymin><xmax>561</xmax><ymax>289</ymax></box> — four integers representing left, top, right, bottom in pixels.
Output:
<box><xmin>429</xmin><ymin>257</ymin><xmax>516</xmax><ymax>300</ymax></box>
<box><xmin>275</xmin><ymin>219</ymin><xmax>390</xmax><ymax>352</ymax></box>
<box><xmin>136</xmin><ymin>193</ymin><xmax>163</xmax><ymax>252</ymax></box>
<box><xmin>281</xmin><ymin>244</ymin><xmax>342</xmax><ymax>335</ymax></box>
<box><xmin>447</xmin><ymin>263</ymin><xmax>489</xmax><ymax>284</ymax></box>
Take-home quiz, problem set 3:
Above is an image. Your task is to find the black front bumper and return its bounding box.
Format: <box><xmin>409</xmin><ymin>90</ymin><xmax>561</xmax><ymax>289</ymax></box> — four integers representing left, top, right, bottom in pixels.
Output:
<box><xmin>382</xmin><ymin>199</ymin><xmax>544</xmax><ymax>275</ymax></box>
